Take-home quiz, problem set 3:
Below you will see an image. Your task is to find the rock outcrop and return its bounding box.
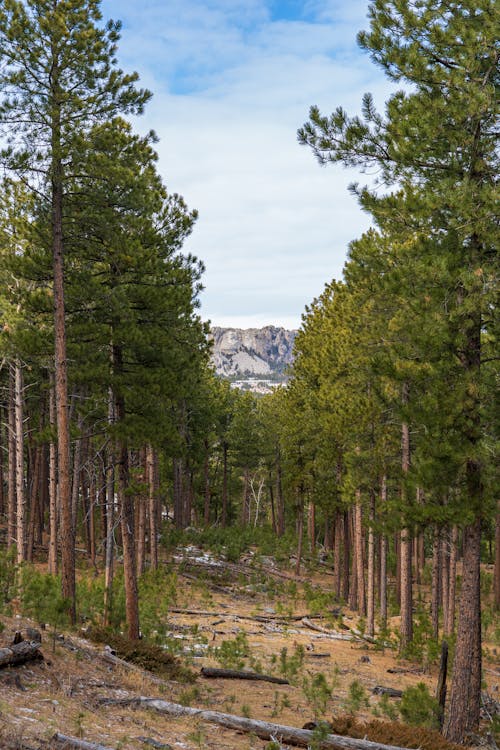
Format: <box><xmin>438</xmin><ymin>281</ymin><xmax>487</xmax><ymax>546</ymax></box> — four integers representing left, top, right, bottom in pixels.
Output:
<box><xmin>211</xmin><ymin>326</ymin><xmax>297</xmax><ymax>378</ymax></box>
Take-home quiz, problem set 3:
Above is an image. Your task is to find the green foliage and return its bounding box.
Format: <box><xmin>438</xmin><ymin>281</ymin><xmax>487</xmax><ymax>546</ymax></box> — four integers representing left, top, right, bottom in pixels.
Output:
<box><xmin>372</xmin><ymin>693</ymin><xmax>400</xmax><ymax>721</ymax></box>
<box><xmin>211</xmin><ymin>632</ymin><xmax>250</xmax><ymax>670</ymax></box>
<box><xmin>399</xmin><ymin>683</ymin><xmax>440</xmax><ymax>730</ymax></box>
<box><xmin>301</xmin><ymin>672</ymin><xmax>334</xmax><ymax>718</ymax></box>
<box><xmin>272</xmin><ymin>644</ymin><xmax>305</xmax><ymax>682</ymax></box>
<box><xmin>0</xmin><ymin>547</ymin><xmax>18</xmax><ymax>609</ymax></box>
<box><xmin>398</xmin><ymin>605</ymin><xmax>440</xmax><ymax>665</ymax></box>
<box><xmin>20</xmin><ymin>566</ymin><xmax>70</xmax><ymax>628</ymax></box>
<box><xmin>303</xmin><ymin>582</ymin><xmax>337</xmax><ymax>617</ymax></box>
<box><xmin>345</xmin><ymin>680</ymin><xmax>369</xmax><ymax>715</ymax></box>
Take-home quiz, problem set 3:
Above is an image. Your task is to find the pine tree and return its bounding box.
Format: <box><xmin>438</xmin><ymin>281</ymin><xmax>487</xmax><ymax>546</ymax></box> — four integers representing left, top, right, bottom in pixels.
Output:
<box><xmin>0</xmin><ymin>0</ymin><xmax>150</xmax><ymax>622</ymax></box>
<box><xmin>298</xmin><ymin>0</ymin><xmax>498</xmax><ymax>739</ymax></box>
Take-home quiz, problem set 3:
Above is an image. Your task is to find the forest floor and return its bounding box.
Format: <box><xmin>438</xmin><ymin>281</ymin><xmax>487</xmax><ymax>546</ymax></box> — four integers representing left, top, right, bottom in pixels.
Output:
<box><xmin>0</xmin><ymin>547</ymin><xmax>498</xmax><ymax>750</ymax></box>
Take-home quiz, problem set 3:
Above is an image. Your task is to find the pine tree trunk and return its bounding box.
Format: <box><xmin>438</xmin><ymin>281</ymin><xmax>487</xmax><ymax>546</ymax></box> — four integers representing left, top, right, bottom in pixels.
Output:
<box><xmin>242</xmin><ymin>468</ymin><xmax>250</xmax><ymax>525</ymax></box>
<box><xmin>399</xmin><ymin>384</ymin><xmax>412</xmax><ymax>650</ymax></box>
<box><xmin>26</xmin><ymin>444</ymin><xmax>42</xmax><ymax>563</ymax></box>
<box><xmin>341</xmin><ymin>509</ymin><xmax>350</xmax><ymax>603</ymax></box>
<box><xmin>71</xmin><ymin>416</ymin><xmax>83</xmax><ymax>536</ymax></box>
<box><xmin>200</xmin><ymin>439</ymin><xmax>209</xmax><ymax>526</ymax></box>
<box><xmin>136</xmin><ymin>451</ymin><xmax>146</xmax><ymax>577</ymax></box>
<box><xmin>14</xmin><ymin>360</ymin><xmax>26</xmax><ymax>564</ymax></box>
<box><xmin>48</xmin><ymin>380</ymin><xmax>58</xmax><ymax>574</ymax></box>
<box><xmin>379</xmin><ymin>475</ymin><xmax>387</xmax><ymax>627</ymax></box>
<box><xmin>295</xmin><ymin>489</ymin><xmax>304</xmax><ymax>577</ymax></box>
<box><xmin>173</xmin><ymin>457</ymin><xmax>184</xmax><ymax>529</ymax></box>
<box><xmin>103</xmin><ymin>440</ymin><xmax>115</xmax><ymax>627</ymax></box>
<box><xmin>367</xmin><ymin>491</ymin><xmax>375</xmax><ymax>637</ymax></box>
<box><xmin>308</xmin><ymin>502</ymin><xmax>316</xmax><ymax>553</ymax></box>
<box><xmin>444</xmin><ymin>525</ymin><xmax>458</xmax><ymax>635</ymax></box>
<box><xmin>333</xmin><ymin>509</ymin><xmax>342</xmax><ymax>599</ymax></box>
<box><xmin>275</xmin><ymin>455</ymin><xmax>285</xmax><ymax>537</ymax></box>
<box><xmin>117</xmin><ymin>440</ymin><xmax>140</xmax><ymax>640</ymax></box>
<box><xmin>7</xmin><ymin>366</ymin><xmax>16</xmax><ymax>550</ymax></box>
<box><xmin>441</xmin><ymin>527</ymin><xmax>450</xmax><ymax>633</ymax></box>
<box><xmin>494</xmin><ymin>506</ymin><xmax>500</xmax><ymax>611</ymax></box>
<box><xmin>354</xmin><ymin>494</ymin><xmax>366</xmax><ymax>616</ymax></box>
<box><xmin>348</xmin><ymin>508</ymin><xmax>357</xmax><ymax>611</ymax></box>
<box><xmin>431</xmin><ymin>527</ymin><xmax>441</xmax><ymax>638</ymax></box>
<box><xmin>445</xmin><ymin>517</ymin><xmax>482</xmax><ymax>741</ymax></box>
<box><xmin>146</xmin><ymin>444</ymin><xmax>158</xmax><ymax>570</ymax></box>
<box><xmin>52</xmin><ymin>144</ymin><xmax>75</xmax><ymax>622</ymax></box>
<box><xmin>221</xmin><ymin>442</ymin><xmax>228</xmax><ymax>527</ymax></box>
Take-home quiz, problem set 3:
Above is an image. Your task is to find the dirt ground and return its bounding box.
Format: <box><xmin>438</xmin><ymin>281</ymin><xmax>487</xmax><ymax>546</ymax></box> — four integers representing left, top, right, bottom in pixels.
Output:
<box><xmin>0</xmin><ymin>552</ymin><xmax>498</xmax><ymax>750</ymax></box>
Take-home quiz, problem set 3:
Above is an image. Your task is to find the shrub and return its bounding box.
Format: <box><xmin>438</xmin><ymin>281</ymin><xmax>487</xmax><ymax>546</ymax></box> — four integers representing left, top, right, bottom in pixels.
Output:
<box><xmin>399</xmin><ymin>683</ymin><xmax>440</xmax><ymax>730</ymax></box>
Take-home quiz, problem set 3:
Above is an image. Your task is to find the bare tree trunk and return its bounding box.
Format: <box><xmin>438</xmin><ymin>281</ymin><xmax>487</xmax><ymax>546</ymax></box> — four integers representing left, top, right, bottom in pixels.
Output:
<box><xmin>275</xmin><ymin>454</ymin><xmax>285</xmax><ymax>537</ymax></box>
<box><xmin>348</xmin><ymin>508</ymin><xmax>357</xmax><ymax>611</ymax></box>
<box><xmin>495</xmin><ymin>506</ymin><xmax>500</xmax><ymax>611</ymax></box>
<box><xmin>444</xmin><ymin>525</ymin><xmax>458</xmax><ymax>635</ymax></box>
<box><xmin>203</xmin><ymin>439</ymin><xmax>210</xmax><ymax>526</ymax></box>
<box><xmin>136</xmin><ymin>450</ymin><xmax>146</xmax><ymax>578</ymax></box>
<box><xmin>379</xmin><ymin>475</ymin><xmax>387</xmax><ymax>627</ymax></box>
<box><xmin>14</xmin><ymin>361</ymin><xmax>26</xmax><ymax>564</ymax></box>
<box><xmin>48</xmin><ymin>381</ymin><xmax>58</xmax><ymax>574</ymax></box>
<box><xmin>445</xmin><ymin>517</ymin><xmax>482</xmax><ymax>741</ymax></box>
<box><xmin>71</xmin><ymin>415</ymin><xmax>83</xmax><ymax>537</ymax></box>
<box><xmin>295</xmin><ymin>489</ymin><xmax>304</xmax><ymax>577</ymax></box>
<box><xmin>173</xmin><ymin>457</ymin><xmax>184</xmax><ymax>529</ymax></box>
<box><xmin>333</xmin><ymin>509</ymin><xmax>343</xmax><ymax>599</ymax></box>
<box><xmin>367</xmin><ymin>491</ymin><xmax>375</xmax><ymax>637</ymax></box>
<box><xmin>117</xmin><ymin>440</ymin><xmax>139</xmax><ymax>640</ymax></box>
<box><xmin>52</xmin><ymin>149</ymin><xmax>75</xmax><ymax>622</ymax></box>
<box><xmin>26</xmin><ymin>444</ymin><xmax>42</xmax><ymax>563</ymax></box>
<box><xmin>147</xmin><ymin>444</ymin><xmax>158</xmax><ymax>570</ymax></box>
<box><xmin>431</xmin><ymin>527</ymin><xmax>441</xmax><ymax>638</ymax></box>
<box><xmin>441</xmin><ymin>526</ymin><xmax>450</xmax><ymax>633</ymax></box>
<box><xmin>242</xmin><ymin>468</ymin><xmax>250</xmax><ymax>526</ymax></box>
<box><xmin>354</xmin><ymin>493</ymin><xmax>366</xmax><ymax>616</ymax></box>
<box><xmin>103</xmin><ymin>440</ymin><xmax>115</xmax><ymax>627</ymax></box>
<box><xmin>7</xmin><ymin>366</ymin><xmax>16</xmax><ymax>550</ymax></box>
<box><xmin>399</xmin><ymin>384</ymin><xmax>412</xmax><ymax>650</ymax></box>
<box><xmin>308</xmin><ymin>502</ymin><xmax>316</xmax><ymax>553</ymax></box>
<box><xmin>221</xmin><ymin>442</ymin><xmax>228</xmax><ymax>527</ymax></box>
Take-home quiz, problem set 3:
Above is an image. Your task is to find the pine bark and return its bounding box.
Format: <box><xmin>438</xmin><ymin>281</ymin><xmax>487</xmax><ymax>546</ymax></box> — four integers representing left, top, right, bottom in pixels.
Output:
<box><xmin>48</xmin><ymin>380</ymin><xmax>58</xmax><ymax>574</ymax></box>
<box><xmin>354</xmin><ymin>493</ymin><xmax>366</xmax><ymax>616</ymax></box>
<box><xmin>14</xmin><ymin>360</ymin><xmax>26</xmax><ymax>564</ymax></box>
<box><xmin>445</xmin><ymin>517</ymin><xmax>482</xmax><ymax>741</ymax></box>
<box><xmin>494</xmin><ymin>506</ymin><xmax>500</xmax><ymax>611</ymax></box>
<box><xmin>146</xmin><ymin>444</ymin><xmax>158</xmax><ymax>570</ymax></box>
<box><xmin>366</xmin><ymin>491</ymin><xmax>375</xmax><ymax>637</ymax></box>
<box><xmin>379</xmin><ymin>475</ymin><xmax>387</xmax><ymax>627</ymax></box>
<box><xmin>399</xmin><ymin>384</ymin><xmax>412</xmax><ymax>650</ymax></box>
<box><xmin>7</xmin><ymin>366</ymin><xmax>16</xmax><ymax>550</ymax></box>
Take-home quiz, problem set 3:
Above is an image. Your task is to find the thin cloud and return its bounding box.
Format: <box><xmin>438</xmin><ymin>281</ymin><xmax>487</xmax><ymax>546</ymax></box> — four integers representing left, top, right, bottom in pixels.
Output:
<box><xmin>101</xmin><ymin>0</ymin><xmax>391</xmax><ymax>327</ymax></box>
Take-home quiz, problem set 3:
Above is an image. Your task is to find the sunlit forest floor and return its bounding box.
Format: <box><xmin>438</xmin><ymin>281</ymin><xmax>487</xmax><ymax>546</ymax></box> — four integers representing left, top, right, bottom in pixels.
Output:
<box><xmin>0</xmin><ymin>545</ymin><xmax>498</xmax><ymax>749</ymax></box>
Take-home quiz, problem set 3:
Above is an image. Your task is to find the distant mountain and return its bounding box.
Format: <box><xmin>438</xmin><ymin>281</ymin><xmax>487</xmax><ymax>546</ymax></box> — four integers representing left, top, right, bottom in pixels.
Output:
<box><xmin>211</xmin><ymin>326</ymin><xmax>297</xmax><ymax>379</ymax></box>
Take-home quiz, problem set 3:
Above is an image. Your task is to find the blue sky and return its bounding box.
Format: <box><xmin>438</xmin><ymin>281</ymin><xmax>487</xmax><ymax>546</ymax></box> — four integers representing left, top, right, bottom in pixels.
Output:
<box><xmin>101</xmin><ymin>0</ymin><xmax>392</xmax><ymax>329</ymax></box>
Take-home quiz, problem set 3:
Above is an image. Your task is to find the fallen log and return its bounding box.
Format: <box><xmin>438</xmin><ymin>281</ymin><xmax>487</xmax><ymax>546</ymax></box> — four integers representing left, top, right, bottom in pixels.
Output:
<box><xmin>200</xmin><ymin>667</ymin><xmax>289</xmax><ymax>684</ymax></box>
<box><xmin>98</xmin><ymin>696</ymin><xmax>424</xmax><ymax>750</ymax></box>
<box><xmin>51</xmin><ymin>733</ymin><xmax>114</xmax><ymax>750</ymax></box>
<box><xmin>301</xmin><ymin>618</ymin><xmax>358</xmax><ymax>641</ymax></box>
<box><xmin>0</xmin><ymin>640</ymin><xmax>43</xmax><ymax>669</ymax></box>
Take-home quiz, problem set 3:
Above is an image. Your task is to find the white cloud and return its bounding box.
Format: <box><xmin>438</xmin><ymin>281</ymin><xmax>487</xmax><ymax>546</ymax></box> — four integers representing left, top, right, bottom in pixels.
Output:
<box><xmin>101</xmin><ymin>0</ymin><xmax>393</xmax><ymax>327</ymax></box>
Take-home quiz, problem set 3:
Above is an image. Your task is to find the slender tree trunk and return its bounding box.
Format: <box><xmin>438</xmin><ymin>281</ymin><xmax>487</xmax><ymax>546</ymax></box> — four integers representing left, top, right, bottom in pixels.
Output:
<box><xmin>14</xmin><ymin>360</ymin><xmax>26</xmax><ymax>565</ymax></box>
<box><xmin>221</xmin><ymin>442</ymin><xmax>228</xmax><ymax>527</ymax></box>
<box><xmin>444</xmin><ymin>525</ymin><xmax>458</xmax><ymax>635</ymax></box>
<box><xmin>203</xmin><ymin>439</ymin><xmax>210</xmax><ymax>526</ymax></box>
<box><xmin>26</xmin><ymin>444</ymin><xmax>42</xmax><ymax>563</ymax></box>
<box><xmin>379</xmin><ymin>475</ymin><xmax>387</xmax><ymax>627</ymax></box>
<box><xmin>52</xmin><ymin>139</ymin><xmax>75</xmax><ymax>621</ymax></box>
<box><xmin>147</xmin><ymin>444</ymin><xmax>158</xmax><ymax>570</ymax></box>
<box><xmin>367</xmin><ymin>491</ymin><xmax>375</xmax><ymax>637</ymax></box>
<box><xmin>242</xmin><ymin>468</ymin><xmax>250</xmax><ymax>525</ymax></box>
<box><xmin>275</xmin><ymin>455</ymin><xmax>285</xmax><ymax>537</ymax></box>
<box><xmin>136</xmin><ymin>450</ymin><xmax>146</xmax><ymax>577</ymax></box>
<box><xmin>341</xmin><ymin>509</ymin><xmax>350</xmax><ymax>603</ymax></box>
<box><xmin>354</xmin><ymin>493</ymin><xmax>366</xmax><ymax>616</ymax></box>
<box><xmin>103</xmin><ymin>440</ymin><xmax>115</xmax><ymax>627</ymax></box>
<box><xmin>7</xmin><ymin>366</ymin><xmax>17</xmax><ymax>550</ymax></box>
<box><xmin>445</xmin><ymin>517</ymin><xmax>482</xmax><ymax>741</ymax></box>
<box><xmin>308</xmin><ymin>502</ymin><xmax>316</xmax><ymax>553</ymax></box>
<box><xmin>295</xmin><ymin>489</ymin><xmax>304</xmax><ymax>577</ymax></box>
<box><xmin>48</xmin><ymin>380</ymin><xmax>58</xmax><ymax>574</ymax></box>
<box><xmin>399</xmin><ymin>383</ymin><xmax>412</xmax><ymax>650</ymax></box>
<box><xmin>441</xmin><ymin>526</ymin><xmax>450</xmax><ymax>633</ymax></box>
<box><xmin>348</xmin><ymin>508</ymin><xmax>357</xmax><ymax>611</ymax></box>
<box><xmin>431</xmin><ymin>527</ymin><xmax>441</xmax><ymax>638</ymax></box>
<box><xmin>333</xmin><ymin>509</ymin><xmax>342</xmax><ymax>599</ymax></box>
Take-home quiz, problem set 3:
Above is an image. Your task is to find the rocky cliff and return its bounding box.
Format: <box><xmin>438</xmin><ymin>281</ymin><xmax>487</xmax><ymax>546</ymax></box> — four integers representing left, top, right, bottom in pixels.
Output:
<box><xmin>211</xmin><ymin>326</ymin><xmax>297</xmax><ymax>378</ymax></box>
